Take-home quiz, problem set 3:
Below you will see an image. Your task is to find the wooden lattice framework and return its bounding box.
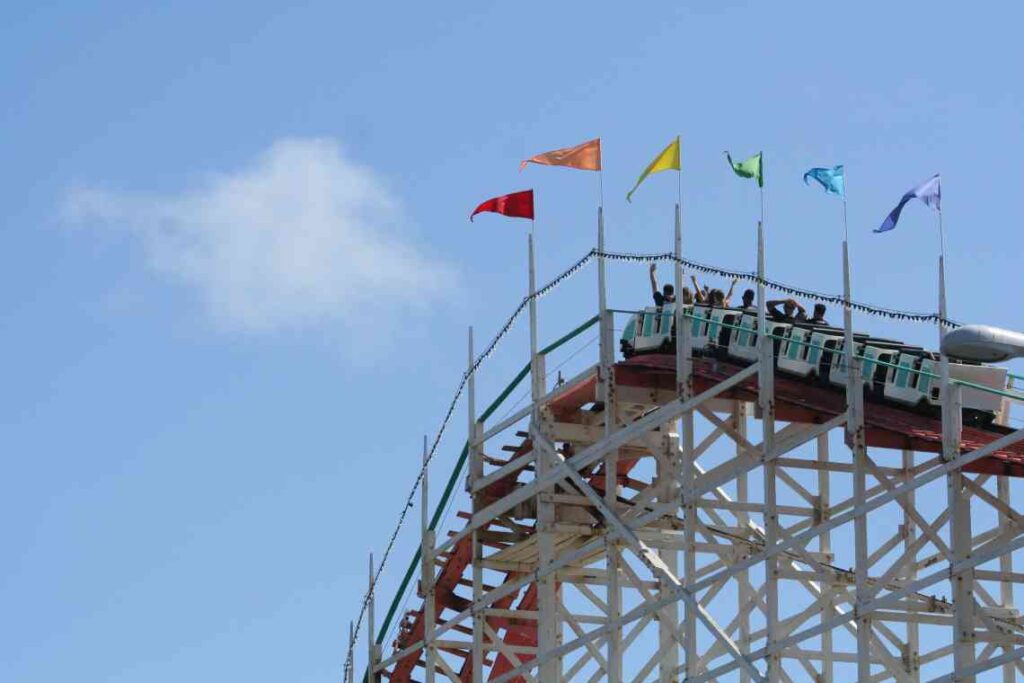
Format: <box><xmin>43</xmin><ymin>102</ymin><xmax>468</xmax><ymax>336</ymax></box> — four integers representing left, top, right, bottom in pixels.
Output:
<box><xmin>358</xmin><ymin>210</ymin><xmax>1024</xmax><ymax>683</ymax></box>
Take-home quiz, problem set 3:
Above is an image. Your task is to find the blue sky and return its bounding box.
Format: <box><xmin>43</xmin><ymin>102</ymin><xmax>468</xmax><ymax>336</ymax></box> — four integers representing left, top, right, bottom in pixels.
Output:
<box><xmin>3</xmin><ymin>2</ymin><xmax>1024</xmax><ymax>681</ymax></box>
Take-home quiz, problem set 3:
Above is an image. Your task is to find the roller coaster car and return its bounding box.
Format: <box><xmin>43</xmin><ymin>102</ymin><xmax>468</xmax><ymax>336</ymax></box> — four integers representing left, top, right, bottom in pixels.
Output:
<box><xmin>620</xmin><ymin>304</ymin><xmax>1010</xmax><ymax>430</ymax></box>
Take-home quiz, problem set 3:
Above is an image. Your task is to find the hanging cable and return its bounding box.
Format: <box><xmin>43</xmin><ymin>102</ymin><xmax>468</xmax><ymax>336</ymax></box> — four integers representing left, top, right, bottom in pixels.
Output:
<box><xmin>594</xmin><ymin>249</ymin><xmax>963</xmax><ymax>328</ymax></box>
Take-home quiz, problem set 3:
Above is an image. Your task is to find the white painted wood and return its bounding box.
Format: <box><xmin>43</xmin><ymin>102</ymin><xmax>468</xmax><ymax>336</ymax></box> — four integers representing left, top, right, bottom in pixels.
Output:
<box><xmin>422</xmin><ymin>436</ymin><xmax>436</xmax><ymax>683</ymax></box>
<box><xmin>383</xmin><ymin>239</ymin><xmax>1024</xmax><ymax>683</ymax></box>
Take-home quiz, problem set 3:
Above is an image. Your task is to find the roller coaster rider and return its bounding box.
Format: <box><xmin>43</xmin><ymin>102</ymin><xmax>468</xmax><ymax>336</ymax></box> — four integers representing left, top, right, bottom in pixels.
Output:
<box><xmin>767</xmin><ymin>297</ymin><xmax>829</xmax><ymax>325</ymax></box>
<box><xmin>767</xmin><ymin>297</ymin><xmax>808</xmax><ymax>323</ymax></box>
<box><xmin>648</xmin><ymin>263</ymin><xmax>676</xmax><ymax>306</ymax></box>
<box><xmin>740</xmin><ymin>288</ymin><xmax>756</xmax><ymax>311</ymax></box>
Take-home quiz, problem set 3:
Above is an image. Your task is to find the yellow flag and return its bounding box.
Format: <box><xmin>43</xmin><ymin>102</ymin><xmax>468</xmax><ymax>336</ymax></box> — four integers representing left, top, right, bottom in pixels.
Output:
<box><xmin>626</xmin><ymin>136</ymin><xmax>680</xmax><ymax>202</ymax></box>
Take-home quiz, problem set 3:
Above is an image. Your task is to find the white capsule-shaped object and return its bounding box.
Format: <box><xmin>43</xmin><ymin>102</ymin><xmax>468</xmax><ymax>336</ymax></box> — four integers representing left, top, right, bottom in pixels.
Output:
<box><xmin>941</xmin><ymin>324</ymin><xmax>1024</xmax><ymax>362</ymax></box>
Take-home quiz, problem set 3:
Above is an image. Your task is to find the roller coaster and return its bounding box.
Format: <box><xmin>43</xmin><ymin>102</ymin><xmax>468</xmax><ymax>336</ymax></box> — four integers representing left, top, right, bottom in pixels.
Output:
<box><xmin>348</xmin><ymin>237</ymin><xmax>1024</xmax><ymax>683</ymax></box>
<box><xmin>621</xmin><ymin>303</ymin><xmax>1012</xmax><ymax>430</ymax></box>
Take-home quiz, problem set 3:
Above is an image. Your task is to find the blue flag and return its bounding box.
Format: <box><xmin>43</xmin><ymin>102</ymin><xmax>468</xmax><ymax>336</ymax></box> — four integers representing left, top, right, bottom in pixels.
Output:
<box><xmin>876</xmin><ymin>174</ymin><xmax>941</xmax><ymax>233</ymax></box>
<box><xmin>803</xmin><ymin>165</ymin><xmax>845</xmax><ymax>197</ymax></box>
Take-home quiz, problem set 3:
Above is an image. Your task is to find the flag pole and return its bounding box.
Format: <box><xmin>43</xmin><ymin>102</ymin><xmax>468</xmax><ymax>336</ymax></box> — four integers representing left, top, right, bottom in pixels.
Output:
<box><xmin>754</xmin><ymin>151</ymin><xmax>782</xmax><ymax>681</ymax></box>
<box><xmin>594</xmin><ymin>153</ymin><xmax>621</xmax><ymax>683</ymax></box>
<box><xmin>841</xmin><ymin>180</ymin><xmax>853</xmax><ymax>368</ymax></box>
<box><xmin>675</xmin><ymin>136</ymin><xmax>683</xmax><ymax>317</ymax></box>
<box><xmin>672</xmin><ymin>148</ymin><xmax>697</xmax><ymax>678</ymax></box>
<box><xmin>674</xmin><ymin>136</ymin><xmax>686</xmax><ymax>397</ymax></box>
<box><xmin>838</xmin><ymin>168</ymin><xmax>871</xmax><ymax>678</ymax></box>
<box><xmin>756</xmin><ymin>183</ymin><xmax>780</xmax><ymax>683</ymax></box>
<box><xmin>677</xmin><ymin>137</ymin><xmax>683</xmax><ymax>211</ymax></box>
<box><xmin>841</xmin><ymin>168</ymin><xmax>853</xmax><ymax>348</ymax></box>
<box><xmin>938</xmin><ymin>209</ymin><xmax>948</xmax><ymax>339</ymax></box>
<box><xmin>674</xmin><ymin>177</ymin><xmax>685</xmax><ymax>389</ymax></box>
<box><xmin>937</xmin><ymin>200</ymin><xmax>973</xmax><ymax>675</ymax></box>
<box><xmin>528</xmin><ymin>229</ymin><xmax>541</xmax><ymax>401</ymax></box>
<box><xmin>842</xmin><ymin>190</ymin><xmax>850</xmax><ymax>243</ymax></box>
<box><xmin>597</xmin><ymin>178</ymin><xmax>612</xmax><ymax>407</ymax></box>
<box><xmin>939</xmin><ymin>204</ymin><xmax>947</xmax><ymax>268</ymax></box>
<box><xmin>759</xmin><ymin>151</ymin><xmax>765</xmax><ymax>227</ymax></box>
<box><xmin>842</xmin><ymin>173</ymin><xmax>852</xmax><ymax>326</ymax></box>
<box><xmin>938</xmin><ymin>207</ymin><xmax>952</xmax><ymax>460</ymax></box>
<box><xmin>938</xmin><ymin>204</ymin><xmax>947</xmax><ymax>336</ymax></box>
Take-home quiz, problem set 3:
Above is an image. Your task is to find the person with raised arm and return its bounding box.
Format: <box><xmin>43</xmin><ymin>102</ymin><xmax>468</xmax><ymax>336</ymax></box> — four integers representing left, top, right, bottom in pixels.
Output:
<box><xmin>766</xmin><ymin>297</ymin><xmax>808</xmax><ymax>323</ymax></box>
<box><xmin>689</xmin><ymin>275</ymin><xmax>708</xmax><ymax>303</ymax></box>
<box><xmin>723</xmin><ymin>277</ymin><xmax>740</xmax><ymax>306</ymax></box>
<box><xmin>648</xmin><ymin>263</ymin><xmax>676</xmax><ymax>306</ymax></box>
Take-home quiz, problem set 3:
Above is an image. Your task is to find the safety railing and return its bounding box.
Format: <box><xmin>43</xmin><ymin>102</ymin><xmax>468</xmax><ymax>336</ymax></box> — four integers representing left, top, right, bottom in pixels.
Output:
<box><xmin>370</xmin><ymin>314</ymin><xmax>600</xmax><ymax>669</ymax></box>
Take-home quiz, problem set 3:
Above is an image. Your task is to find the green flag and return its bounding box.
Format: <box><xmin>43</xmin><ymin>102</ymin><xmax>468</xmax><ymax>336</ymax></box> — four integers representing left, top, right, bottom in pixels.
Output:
<box><xmin>725</xmin><ymin>151</ymin><xmax>763</xmax><ymax>187</ymax></box>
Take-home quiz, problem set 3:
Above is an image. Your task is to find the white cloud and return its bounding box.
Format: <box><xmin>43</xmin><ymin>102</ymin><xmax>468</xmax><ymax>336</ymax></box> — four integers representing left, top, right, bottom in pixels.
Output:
<box><xmin>64</xmin><ymin>137</ymin><xmax>457</xmax><ymax>334</ymax></box>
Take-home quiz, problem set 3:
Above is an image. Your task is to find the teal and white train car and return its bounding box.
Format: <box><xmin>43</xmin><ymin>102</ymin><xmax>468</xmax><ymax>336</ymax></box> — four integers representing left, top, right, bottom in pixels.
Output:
<box><xmin>620</xmin><ymin>304</ymin><xmax>1012</xmax><ymax>429</ymax></box>
<box><xmin>620</xmin><ymin>303</ymin><xmax>678</xmax><ymax>355</ymax></box>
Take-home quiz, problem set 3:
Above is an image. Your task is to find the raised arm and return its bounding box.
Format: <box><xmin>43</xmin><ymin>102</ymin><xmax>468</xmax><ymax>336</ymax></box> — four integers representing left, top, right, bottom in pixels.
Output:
<box><xmin>649</xmin><ymin>263</ymin><xmax>659</xmax><ymax>296</ymax></box>
<box><xmin>724</xmin><ymin>278</ymin><xmax>739</xmax><ymax>305</ymax></box>
<box><xmin>690</xmin><ymin>275</ymin><xmax>706</xmax><ymax>303</ymax></box>
<box><xmin>766</xmin><ymin>299</ymin><xmax>786</xmax><ymax>317</ymax></box>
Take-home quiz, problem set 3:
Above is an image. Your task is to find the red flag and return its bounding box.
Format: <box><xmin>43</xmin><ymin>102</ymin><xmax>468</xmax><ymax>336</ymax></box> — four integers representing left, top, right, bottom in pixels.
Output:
<box><xmin>470</xmin><ymin>190</ymin><xmax>534</xmax><ymax>222</ymax></box>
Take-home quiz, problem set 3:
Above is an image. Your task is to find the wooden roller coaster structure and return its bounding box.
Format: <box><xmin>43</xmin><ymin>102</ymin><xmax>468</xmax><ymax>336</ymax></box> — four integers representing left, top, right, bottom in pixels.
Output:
<box><xmin>354</xmin><ymin>213</ymin><xmax>1024</xmax><ymax>683</ymax></box>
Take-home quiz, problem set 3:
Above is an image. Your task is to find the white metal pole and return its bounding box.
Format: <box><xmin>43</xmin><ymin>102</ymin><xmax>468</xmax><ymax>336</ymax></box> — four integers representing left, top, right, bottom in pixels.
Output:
<box><xmin>834</xmin><ymin>170</ymin><xmax>871</xmax><ymax>680</ymax></box>
<box><xmin>757</xmin><ymin>208</ymin><xmax>780</xmax><ymax>682</ymax></box>
<box><xmin>842</xmin><ymin>192</ymin><xmax>849</xmax><ymax>243</ymax></box>
<box><xmin>421</xmin><ymin>435</ymin><xmax>436</xmax><ymax>683</ymax></box>
<box><xmin>843</xmin><ymin>237</ymin><xmax>871</xmax><ymax>680</ymax></box>
<box><xmin>468</xmin><ymin>327</ymin><xmax>484</xmax><ymax>683</ymax></box>
<box><xmin>674</xmin><ymin>201</ymin><xmax>692</xmax><ymax>395</ymax></box>
<box><xmin>468</xmin><ymin>326</ymin><xmax>477</xmax><ymax>457</ymax></box>
<box><xmin>938</xmin><ymin>210</ymin><xmax>951</xmax><ymax>459</ymax></box>
<box><xmin>597</xmin><ymin>164</ymin><xmax>608</xmax><ymax>396</ymax></box>
<box><xmin>368</xmin><ymin>553</ymin><xmax>378</xmax><ymax>683</ymax></box>
<box><xmin>675</xmin><ymin>200</ymin><xmax>697</xmax><ymax>678</ymax></box>
<box><xmin>939</xmin><ymin>202</ymin><xmax>947</xmax><ymax>270</ymax></box>
<box><xmin>939</xmin><ymin>255</ymin><xmax>950</xmax><ymax>457</ymax></box>
<box><xmin>597</xmin><ymin>185</ymin><xmax>621</xmax><ymax>683</ymax></box>
<box><xmin>529</xmin><ymin>232</ymin><xmax>543</xmax><ymax>400</ymax></box>
<box><xmin>598</xmin><ymin>207</ymin><xmax>613</xmax><ymax>407</ymax></box>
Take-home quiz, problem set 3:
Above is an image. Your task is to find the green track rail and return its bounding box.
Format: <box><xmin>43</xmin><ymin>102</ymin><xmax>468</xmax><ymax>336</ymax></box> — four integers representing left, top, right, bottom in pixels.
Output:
<box><xmin>373</xmin><ymin>314</ymin><xmax>600</xmax><ymax>652</ymax></box>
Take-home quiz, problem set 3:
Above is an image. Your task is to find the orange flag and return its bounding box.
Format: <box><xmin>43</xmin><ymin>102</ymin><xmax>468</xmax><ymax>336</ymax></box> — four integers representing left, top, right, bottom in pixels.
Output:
<box><xmin>520</xmin><ymin>138</ymin><xmax>601</xmax><ymax>172</ymax></box>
